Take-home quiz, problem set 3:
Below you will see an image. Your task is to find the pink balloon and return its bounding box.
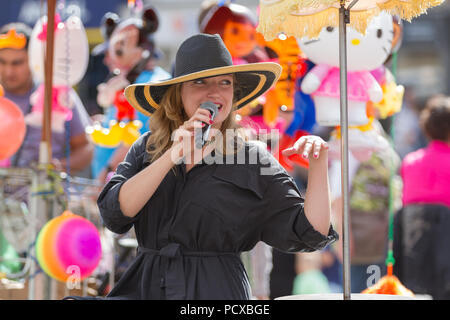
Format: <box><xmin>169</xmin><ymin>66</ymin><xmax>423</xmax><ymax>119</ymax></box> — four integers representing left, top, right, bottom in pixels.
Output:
<box><xmin>55</xmin><ymin>216</ymin><xmax>102</xmax><ymax>280</ymax></box>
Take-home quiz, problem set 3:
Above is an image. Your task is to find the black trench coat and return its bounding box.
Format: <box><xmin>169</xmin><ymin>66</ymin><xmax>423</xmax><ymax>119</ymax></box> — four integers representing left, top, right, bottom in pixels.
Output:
<box><xmin>98</xmin><ymin>132</ymin><xmax>338</xmax><ymax>299</ymax></box>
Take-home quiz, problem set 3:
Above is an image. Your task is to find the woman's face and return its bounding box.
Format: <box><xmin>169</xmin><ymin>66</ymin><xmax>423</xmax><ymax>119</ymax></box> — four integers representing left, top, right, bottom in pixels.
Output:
<box><xmin>180</xmin><ymin>74</ymin><xmax>234</xmax><ymax>128</ymax></box>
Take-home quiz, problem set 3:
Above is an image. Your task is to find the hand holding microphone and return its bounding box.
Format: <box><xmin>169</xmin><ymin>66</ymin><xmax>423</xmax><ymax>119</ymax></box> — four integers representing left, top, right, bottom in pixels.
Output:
<box><xmin>195</xmin><ymin>101</ymin><xmax>218</xmax><ymax>149</ymax></box>
<box><xmin>171</xmin><ymin>101</ymin><xmax>218</xmax><ymax>164</ymax></box>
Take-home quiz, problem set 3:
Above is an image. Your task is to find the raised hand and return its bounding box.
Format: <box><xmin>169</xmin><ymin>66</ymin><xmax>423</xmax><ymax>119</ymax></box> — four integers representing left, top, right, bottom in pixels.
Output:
<box><xmin>282</xmin><ymin>135</ymin><xmax>328</xmax><ymax>160</ymax></box>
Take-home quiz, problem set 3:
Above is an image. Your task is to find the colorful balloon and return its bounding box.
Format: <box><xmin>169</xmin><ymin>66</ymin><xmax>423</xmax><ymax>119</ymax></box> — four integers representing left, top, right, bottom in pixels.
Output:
<box><xmin>0</xmin><ymin>89</ymin><xmax>26</xmax><ymax>160</ymax></box>
<box><xmin>36</xmin><ymin>211</ymin><xmax>102</xmax><ymax>282</ymax></box>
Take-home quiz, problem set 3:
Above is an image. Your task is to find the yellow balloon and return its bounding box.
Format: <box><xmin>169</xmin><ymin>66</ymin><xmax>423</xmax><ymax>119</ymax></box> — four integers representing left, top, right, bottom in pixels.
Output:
<box><xmin>86</xmin><ymin>120</ymin><xmax>123</xmax><ymax>147</ymax></box>
<box><xmin>122</xmin><ymin>120</ymin><xmax>142</xmax><ymax>146</ymax></box>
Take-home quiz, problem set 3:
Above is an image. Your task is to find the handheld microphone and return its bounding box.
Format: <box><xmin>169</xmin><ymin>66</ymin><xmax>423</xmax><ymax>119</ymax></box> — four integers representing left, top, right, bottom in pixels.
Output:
<box><xmin>195</xmin><ymin>101</ymin><xmax>218</xmax><ymax>149</ymax></box>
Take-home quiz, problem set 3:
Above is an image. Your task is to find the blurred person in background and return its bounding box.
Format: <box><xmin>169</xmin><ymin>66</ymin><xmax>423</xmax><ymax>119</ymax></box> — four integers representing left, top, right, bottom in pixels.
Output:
<box><xmin>292</xmin><ymin>251</ymin><xmax>331</xmax><ymax>295</ymax></box>
<box><xmin>393</xmin><ymin>87</ymin><xmax>427</xmax><ymax>158</ymax></box>
<box><xmin>394</xmin><ymin>95</ymin><xmax>450</xmax><ymax>299</ymax></box>
<box><xmin>400</xmin><ymin>94</ymin><xmax>450</xmax><ymax>208</ymax></box>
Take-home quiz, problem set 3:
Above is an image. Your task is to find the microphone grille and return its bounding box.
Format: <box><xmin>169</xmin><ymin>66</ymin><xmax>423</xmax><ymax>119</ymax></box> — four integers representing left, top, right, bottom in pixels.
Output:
<box><xmin>199</xmin><ymin>101</ymin><xmax>219</xmax><ymax>118</ymax></box>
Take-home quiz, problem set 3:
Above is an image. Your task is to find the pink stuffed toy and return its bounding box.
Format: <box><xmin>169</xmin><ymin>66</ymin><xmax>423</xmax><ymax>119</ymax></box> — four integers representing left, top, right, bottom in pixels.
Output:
<box><xmin>298</xmin><ymin>12</ymin><xmax>395</xmax><ymax>127</ymax></box>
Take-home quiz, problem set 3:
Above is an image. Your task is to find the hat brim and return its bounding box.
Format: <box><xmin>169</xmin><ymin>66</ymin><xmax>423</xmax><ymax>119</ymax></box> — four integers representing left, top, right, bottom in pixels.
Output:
<box><xmin>124</xmin><ymin>62</ymin><xmax>282</xmax><ymax>116</ymax></box>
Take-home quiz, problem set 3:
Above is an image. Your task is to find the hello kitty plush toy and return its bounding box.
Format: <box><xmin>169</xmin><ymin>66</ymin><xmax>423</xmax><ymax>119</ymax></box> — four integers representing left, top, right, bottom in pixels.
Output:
<box><xmin>299</xmin><ymin>12</ymin><xmax>395</xmax><ymax>161</ymax></box>
<box><xmin>26</xmin><ymin>14</ymin><xmax>89</xmax><ymax>133</ymax></box>
<box><xmin>298</xmin><ymin>12</ymin><xmax>394</xmax><ymax>127</ymax></box>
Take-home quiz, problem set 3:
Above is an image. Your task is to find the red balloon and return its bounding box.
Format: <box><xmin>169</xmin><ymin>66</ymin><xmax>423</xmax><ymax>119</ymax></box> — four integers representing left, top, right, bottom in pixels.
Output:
<box><xmin>0</xmin><ymin>96</ymin><xmax>26</xmax><ymax>160</ymax></box>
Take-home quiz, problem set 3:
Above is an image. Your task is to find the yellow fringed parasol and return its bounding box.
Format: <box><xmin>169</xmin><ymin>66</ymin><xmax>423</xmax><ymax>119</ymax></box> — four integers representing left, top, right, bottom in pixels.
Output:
<box><xmin>257</xmin><ymin>0</ymin><xmax>445</xmax><ymax>300</ymax></box>
<box><xmin>257</xmin><ymin>0</ymin><xmax>444</xmax><ymax>40</ymax></box>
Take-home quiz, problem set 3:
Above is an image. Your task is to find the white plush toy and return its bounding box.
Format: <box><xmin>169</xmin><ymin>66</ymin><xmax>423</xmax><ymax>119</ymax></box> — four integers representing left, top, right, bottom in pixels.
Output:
<box><xmin>298</xmin><ymin>11</ymin><xmax>394</xmax><ymax>127</ymax></box>
<box><xmin>26</xmin><ymin>14</ymin><xmax>89</xmax><ymax>133</ymax></box>
<box><xmin>299</xmin><ymin>12</ymin><xmax>397</xmax><ymax>161</ymax></box>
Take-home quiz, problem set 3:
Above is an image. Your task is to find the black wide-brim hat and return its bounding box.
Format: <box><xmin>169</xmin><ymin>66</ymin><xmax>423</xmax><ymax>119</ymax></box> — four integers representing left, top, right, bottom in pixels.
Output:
<box><xmin>124</xmin><ymin>33</ymin><xmax>281</xmax><ymax>116</ymax></box>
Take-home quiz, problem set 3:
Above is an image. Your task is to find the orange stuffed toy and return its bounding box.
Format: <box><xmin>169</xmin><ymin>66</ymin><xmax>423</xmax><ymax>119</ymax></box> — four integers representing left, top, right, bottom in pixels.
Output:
<box><xmin>258</xmin><ymin>34</ymin><xmax>305</xmax><ymax>126</ymax></box>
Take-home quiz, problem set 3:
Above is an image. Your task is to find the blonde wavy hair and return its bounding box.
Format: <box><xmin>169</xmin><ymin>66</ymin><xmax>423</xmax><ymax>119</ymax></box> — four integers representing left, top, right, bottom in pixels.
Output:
<box><xmin>146</xmin><ymin>79</ymin><xmax>247</xmax><ymax>163</ymax></box>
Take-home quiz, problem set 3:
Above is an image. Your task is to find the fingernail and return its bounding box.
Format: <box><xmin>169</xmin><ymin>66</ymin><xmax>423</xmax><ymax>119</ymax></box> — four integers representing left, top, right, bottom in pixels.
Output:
<box><xmin>202</xmin><ymin>123</ymin><xmax>205</xmax><ymax>127</ymax></box>
<box><xmin>209</xmin><ymin>120</ymin><xmax>214</xmax><ymax>124</ymax></box>
<box><xmin>302</xmin><ymin>153</ymin><xmax>308</xmax><ymax>159</ymax></box>
<box><xmin>314</xmin><ymin>152</ymin><xmax>319</xmax><ymax>158</ymax></box>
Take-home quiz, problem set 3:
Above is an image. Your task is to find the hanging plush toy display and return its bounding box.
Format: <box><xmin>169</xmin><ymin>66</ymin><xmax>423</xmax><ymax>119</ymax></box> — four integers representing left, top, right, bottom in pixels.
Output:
<box><xmin>87</xmin><ymin>5</ymin><xmax>161</xmax><ymax>148</ymax></box>
<box><xmin>27</xmin><ymin>14</ymin><xmax>89</xmax><ymax>133</ymax></box>
<box><xmin>298</xmin><ymin>12</ymin><xmax>396</xmax><ymax>161</ymax></box>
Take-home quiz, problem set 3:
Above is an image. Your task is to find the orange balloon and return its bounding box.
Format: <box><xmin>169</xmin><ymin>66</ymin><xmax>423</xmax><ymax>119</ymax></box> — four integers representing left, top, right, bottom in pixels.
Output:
<box><xmin>0</xmin><ymin>95</ymin><xmax>26</xmax><ymax>160</ymax></box>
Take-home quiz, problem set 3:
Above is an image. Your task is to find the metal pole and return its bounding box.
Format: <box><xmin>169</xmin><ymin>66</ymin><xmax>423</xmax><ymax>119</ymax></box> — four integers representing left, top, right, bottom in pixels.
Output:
<box><xmin>30</xmin><ymin>0</ymin><xmax>57</xmax><ymax>300</ymax></box>
<box><xmin>27</xmin><ymin>170</ymin><xmax>39</xmax><ymax>300</ymax></box>
<box><xmin>339</xmin><ymin>3</ymin><xmax>351</xmax><ymax>300</ymax></box>
<box><xmin>42</xmin><ymin>0</ymin><xmax>56</xmax><ymax>160</ymax></box>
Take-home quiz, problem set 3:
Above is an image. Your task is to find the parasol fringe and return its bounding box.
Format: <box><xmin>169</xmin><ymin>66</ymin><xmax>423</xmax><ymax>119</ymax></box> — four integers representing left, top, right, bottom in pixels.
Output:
<box><xmin>257</xmin><ymin>0</ymin><xmax>445</xmax><ymax>40</ymax></box>
<box><xmin>379</xmin><ymin>0</ymin><xmax>445</xmax><ymax>21</ymax></box>
<box><xmin>257</xmin><ymin>0</ymin><xmax>300</xmax><ymax>40</ymax></box>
